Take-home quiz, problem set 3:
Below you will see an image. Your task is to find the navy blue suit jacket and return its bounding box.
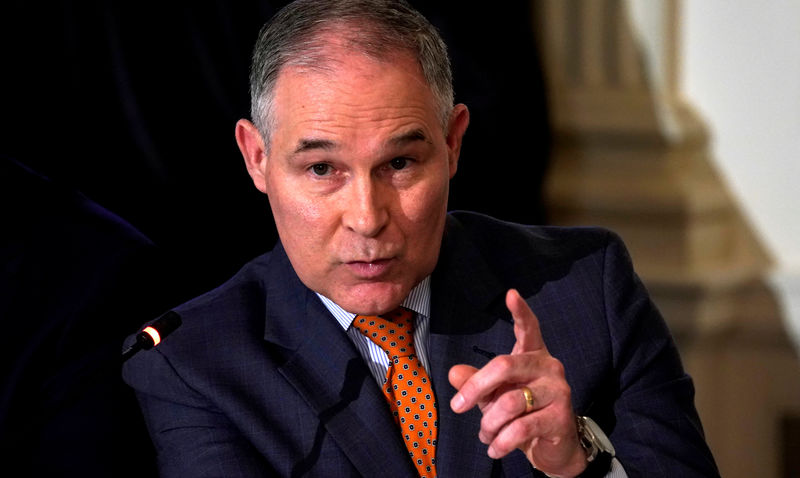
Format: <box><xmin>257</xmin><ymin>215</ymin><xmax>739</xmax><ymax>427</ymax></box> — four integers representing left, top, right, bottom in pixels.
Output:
<box><xmin>123</xmin><ymin>211</ymin><xmax>719</xmax><ymax>477</ymax></box>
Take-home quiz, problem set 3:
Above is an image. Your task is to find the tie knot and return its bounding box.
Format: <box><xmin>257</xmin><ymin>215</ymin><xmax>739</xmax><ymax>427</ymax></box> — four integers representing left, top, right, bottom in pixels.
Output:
<box><xmin>353</xmin><ymin>307</ymin><xmax>416</xmax><ymax>359</ymax></box>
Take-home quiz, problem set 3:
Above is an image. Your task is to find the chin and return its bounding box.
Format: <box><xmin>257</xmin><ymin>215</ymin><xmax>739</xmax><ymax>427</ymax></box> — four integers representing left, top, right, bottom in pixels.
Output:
<box><xmin>334</xmin><ymin>282</ymin><xmax>410</xmax><ymax>316</ymax></box>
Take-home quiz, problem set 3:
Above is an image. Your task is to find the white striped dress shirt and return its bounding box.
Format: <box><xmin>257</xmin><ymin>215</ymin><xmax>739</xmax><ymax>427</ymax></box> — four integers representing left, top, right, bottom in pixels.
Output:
<box><xmin>316</xmin><ymin>276</ymin><xmax>433</xmax><ymax>385</ymax></box>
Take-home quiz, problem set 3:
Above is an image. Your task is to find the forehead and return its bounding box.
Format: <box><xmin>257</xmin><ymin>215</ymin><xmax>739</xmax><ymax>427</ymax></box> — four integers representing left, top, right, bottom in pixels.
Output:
<box><xmin>270</xmin><ymin>47</ymin><xmax>441</xmax><ymax>149</ymax></box>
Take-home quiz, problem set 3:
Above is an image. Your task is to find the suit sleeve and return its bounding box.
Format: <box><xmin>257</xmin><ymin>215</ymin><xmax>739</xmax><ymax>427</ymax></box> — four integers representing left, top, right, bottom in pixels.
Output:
<box><xmin>123</xmin><ymin>347</ymin><xmax>273</xmax><ymax>478</ymax></box>
<box><xmin>600</xmin><ymin>232</ymin><xmax>719</xmax><ymax>477</ymax></box>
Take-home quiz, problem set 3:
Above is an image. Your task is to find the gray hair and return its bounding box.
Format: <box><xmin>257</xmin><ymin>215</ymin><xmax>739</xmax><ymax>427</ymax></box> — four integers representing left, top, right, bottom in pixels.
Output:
<box><xmin>248</xmin><ymin>0</ymin><xmax>454</xmax><ymax>147</ymax></box>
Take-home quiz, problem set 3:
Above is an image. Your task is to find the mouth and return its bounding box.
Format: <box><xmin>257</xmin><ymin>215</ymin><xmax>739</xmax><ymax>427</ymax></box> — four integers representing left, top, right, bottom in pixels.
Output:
<box><xmin>344</xmin><ymin>258</ymin><xmax>394</xmax><ymax>279</ymax></box>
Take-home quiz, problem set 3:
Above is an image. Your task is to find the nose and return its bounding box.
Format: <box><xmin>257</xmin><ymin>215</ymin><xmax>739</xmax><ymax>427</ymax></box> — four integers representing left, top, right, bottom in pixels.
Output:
<box><xmin>341</xmin><ymin>176</ymin><xmax>389</xmax><ymax>237</ymax></box>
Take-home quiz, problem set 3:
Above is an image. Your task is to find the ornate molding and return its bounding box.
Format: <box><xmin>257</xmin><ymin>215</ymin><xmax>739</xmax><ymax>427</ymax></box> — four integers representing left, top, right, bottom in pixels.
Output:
<box><xmin>533</xmin><ymin>0</ymin><xmax>776</xmax><ymax>340</ymax></box>
<box><xmin>532</xmin><ymin>3</ymin><xmax>799</xmax><ymax>475</ymax></box>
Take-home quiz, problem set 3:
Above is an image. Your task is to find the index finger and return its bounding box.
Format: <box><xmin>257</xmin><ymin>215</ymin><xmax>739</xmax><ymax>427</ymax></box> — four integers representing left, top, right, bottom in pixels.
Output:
<box><xmin>507</xmin><ymin>289</ymin><xmax>547</xmax><ymax>354</ymax></box>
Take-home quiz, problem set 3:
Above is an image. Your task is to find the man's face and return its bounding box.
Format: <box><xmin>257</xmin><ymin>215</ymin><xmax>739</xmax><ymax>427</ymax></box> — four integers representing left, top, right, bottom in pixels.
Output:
<box><xmin>238</xmin><ymin>46</ymin><xmax>469</xmax><ymax>315</ymax></box>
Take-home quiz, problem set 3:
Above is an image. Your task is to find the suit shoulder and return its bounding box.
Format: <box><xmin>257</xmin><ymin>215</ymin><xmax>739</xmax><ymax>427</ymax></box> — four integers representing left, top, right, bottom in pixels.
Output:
<box><xmin>124</xmin><ymin>252</ymin><xmax>274</xmax><ymax>356</ymax></box>
<box><xmin>172</xmin><ymin>252</ymin><xmax>275</xmax><ymax>327</ymax></box>
<box><xmin>446</xmin><ymin>210</ymin><xmax>620</xmax><ymax>264</ymax></box>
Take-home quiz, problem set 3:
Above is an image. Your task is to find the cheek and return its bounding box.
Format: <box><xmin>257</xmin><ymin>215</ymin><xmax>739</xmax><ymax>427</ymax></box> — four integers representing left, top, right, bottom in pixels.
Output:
<box><xmin>292</xmin><ymin>196</ymin><xmax>325</xmax><ymax>225</ymax></box>
<box><xmin>267</xmin><ymin>180</ymin><xmax>325</xmax><ymax>240</ymax></box>
<box><xmin>402</xmin><ymin>175</ymin><xmax>450</xmax><ymax>225</ymax></box>
<box><xmin>267</xmin><ymin>184</ymin><xmax>335</xmax><ymax>285</ymax></box>
<box><xmin>398</xmin><ymin>178</ymin><xmax>450</xmax><ymax>258</ymax></box>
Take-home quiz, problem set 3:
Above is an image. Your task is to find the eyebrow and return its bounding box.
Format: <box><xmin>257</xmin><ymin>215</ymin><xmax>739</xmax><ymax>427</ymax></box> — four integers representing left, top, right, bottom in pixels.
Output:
<box><xmin>390</xmin><ymin>128</ymin><xmax>431</xmax><ymax>147</ymax></box>
<box><xmin>291</xmin><ymin>128</ymin><xmax>431</xmax><ymax>155</ymax></box>
<box><xmin>293</xmin><ymin>138</ymin><xmax>338</xmax><ymax>154</ymax></box>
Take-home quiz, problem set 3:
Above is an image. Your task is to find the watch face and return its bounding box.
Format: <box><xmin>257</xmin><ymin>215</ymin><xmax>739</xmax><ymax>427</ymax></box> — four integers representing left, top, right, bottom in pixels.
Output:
<box><xmin>580</xmin><ymin>416</ymin><xmax>616</xmax><ymax>456</ymax></box>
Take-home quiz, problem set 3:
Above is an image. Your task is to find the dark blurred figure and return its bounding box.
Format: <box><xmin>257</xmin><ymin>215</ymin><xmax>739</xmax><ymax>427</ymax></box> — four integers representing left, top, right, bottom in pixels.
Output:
<box><xmin>0</xmin><ymin>157</ymin><xmax>177</xmax><ymax>477</ymax></box>
<box><xmin>417</xmin><ymin>2</ymin><xmax>552</xmax><ymax>224</ymax></box>
<box><xmin>1</xmin><ymin>1</ymin><xmax>286</xmax><ymax>294</ymax></box>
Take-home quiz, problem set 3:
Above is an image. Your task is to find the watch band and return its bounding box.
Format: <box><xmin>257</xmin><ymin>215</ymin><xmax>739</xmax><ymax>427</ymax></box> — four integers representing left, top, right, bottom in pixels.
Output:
<box><xmin>576</xmin><ymin>415</ymin><xmax>615</xmax><ymax>476</ymax></box>
<box><xmin>577</xmin><ymin>452</ymin><xmax>614</xmax><ymax>478</ymax></box>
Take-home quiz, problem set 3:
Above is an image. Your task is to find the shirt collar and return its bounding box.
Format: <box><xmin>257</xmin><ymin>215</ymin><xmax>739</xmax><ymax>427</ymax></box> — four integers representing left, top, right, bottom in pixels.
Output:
<box><xmin>316</xmin><ymin>276</ymin><xmax>431</xmax><ymax>331</ymax></box>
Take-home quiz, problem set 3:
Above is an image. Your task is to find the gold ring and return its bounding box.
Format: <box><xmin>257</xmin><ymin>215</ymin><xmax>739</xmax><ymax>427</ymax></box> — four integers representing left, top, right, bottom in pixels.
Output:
<box><xmin>521</xmin><ymin>386</ymin><xmax>535</xmax><ymax>413</ymax></box>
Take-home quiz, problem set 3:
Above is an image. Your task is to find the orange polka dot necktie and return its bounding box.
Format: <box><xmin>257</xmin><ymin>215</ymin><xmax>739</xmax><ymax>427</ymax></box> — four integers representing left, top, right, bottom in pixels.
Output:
<box><xmin>353</xmin><ymin>308</ymin><xmax>438</xmax><ymax>478</ymax></box>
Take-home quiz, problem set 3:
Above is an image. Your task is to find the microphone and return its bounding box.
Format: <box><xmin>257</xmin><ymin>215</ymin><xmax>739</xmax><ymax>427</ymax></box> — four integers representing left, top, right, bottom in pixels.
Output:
<box><xmin>122</xmin><ymin>311</ymin><xmax>182</xmax><ymax>362</ymax></box>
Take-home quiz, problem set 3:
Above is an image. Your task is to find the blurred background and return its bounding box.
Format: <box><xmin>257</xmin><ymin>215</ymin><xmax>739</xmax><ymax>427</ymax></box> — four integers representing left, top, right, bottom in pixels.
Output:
<box><xmin>1</xmin><ymin>1</ymin><xmax>798</xmax><ymax>477</ymax></box>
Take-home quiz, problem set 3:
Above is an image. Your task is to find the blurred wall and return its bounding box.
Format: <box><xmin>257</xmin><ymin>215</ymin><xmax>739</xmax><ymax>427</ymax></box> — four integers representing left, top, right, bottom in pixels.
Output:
<box><xmin>682</xmin><ymin>4</ymin><xmax>800</xmax><ymax>475</ymax></box>
<box><xmin>682</xmin><ymin>0</ymin><xmax>800</xmax><ymax>356</ymax></box>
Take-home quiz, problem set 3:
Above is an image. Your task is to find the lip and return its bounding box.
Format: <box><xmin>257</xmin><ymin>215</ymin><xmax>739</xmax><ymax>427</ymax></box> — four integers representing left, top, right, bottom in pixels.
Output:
<box><xmin>345</xmin><ymin>258</ymin><xmax>394</xmax><ymax>279</ymax></box>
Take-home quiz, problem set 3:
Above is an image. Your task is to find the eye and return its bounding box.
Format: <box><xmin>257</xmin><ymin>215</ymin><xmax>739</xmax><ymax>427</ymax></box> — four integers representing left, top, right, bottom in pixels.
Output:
<box><xmin>310</xmin><ymin>163</ymin><xmax>332</xmax><ymax>176</ymax></box>
<box><xmin>390</xmin><ymin>157</ymin><xmax>409</xmax><ymax>170</ymax></box>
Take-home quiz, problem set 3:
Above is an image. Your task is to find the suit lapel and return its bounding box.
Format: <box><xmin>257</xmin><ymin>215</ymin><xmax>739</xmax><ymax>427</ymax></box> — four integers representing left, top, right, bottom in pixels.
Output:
<box><xmin>262</xmin><ymin>245</ymin><xmax>417</xmax><ymax>477</ymax></box>
<box><xmin>428</xmin><ymin>216</ymin><xmax>533</xmax><ymax>477</ymax></box>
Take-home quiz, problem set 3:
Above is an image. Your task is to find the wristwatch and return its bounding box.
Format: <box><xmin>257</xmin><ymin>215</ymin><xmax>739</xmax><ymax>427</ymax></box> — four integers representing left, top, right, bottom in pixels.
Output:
<box><xmin>576</xmin><ymin>416</ymin><xmax>615</xmax><ymax>462</ymax></box>
<box><xmin>540</xmin><ymin>416</ymin><xmax>615</xmax><ymax>478</ymax></box>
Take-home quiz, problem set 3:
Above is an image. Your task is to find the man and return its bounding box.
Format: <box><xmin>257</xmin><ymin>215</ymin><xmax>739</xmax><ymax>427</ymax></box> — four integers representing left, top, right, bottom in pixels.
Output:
<box><xmin>123</xmin><ymin>1</ymin><xmax>719</xmax><ymax>476</ymax></box>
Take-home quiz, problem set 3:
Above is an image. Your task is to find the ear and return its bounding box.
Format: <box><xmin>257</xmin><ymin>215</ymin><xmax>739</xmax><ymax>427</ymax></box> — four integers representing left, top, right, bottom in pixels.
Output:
<box><xmin>445</xmin><ymin>104</ymin><xmax>470</xmax><ymax>178</ymax></box>
<box><xmin>235</xmin><ymin>119</ymin><xmax>269</xmax><ymax>194</ymax></box>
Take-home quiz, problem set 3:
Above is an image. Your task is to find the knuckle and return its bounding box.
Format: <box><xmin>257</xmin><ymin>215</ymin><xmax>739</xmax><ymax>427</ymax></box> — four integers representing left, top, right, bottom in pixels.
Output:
<box><xmin>498</xmin><ymin>390</ymin><xmax>521</xmax><ymax>415</ymax></box>
<box><xmin>480</xmin><ymin>413</ymin><xmax>499</xmax><ymax>437</ymax></box>
<box><xmin>491</xmin><ymin>355</ymin><xmax>515</xmax><ymax>376</ymax></box>
<box><xmin>518</xmin><ymin>414</ymin><xmax>540</xmax><ymax>437</ymax></box>
<box><xmin>492</xmin><ymin>429</ymin><xmax>515</xmax><ymax>453</ymax></box>
<box><xmin>478</xmin><ymin>418</ymin><xmax>492</xmax><ymax>436</ymax></box>
<box><xmin>544</xmin><ymin>357</ymin><xmax>565</xmax><ymax>377</ymax></box>
<box><xmin>505</xmin><ymin>415</ymin><xmax>528</xmax><ymax>439</ymax></box>
<box><xmin>497</xmin><ymin>415</ymin><xmax>537</xmax><ymax>451</ymax></box>
<box><xmin>552</xmin><ymin>381</ymin><xmax>571</xmax><ymax>401</ymax></box>
<box><xmin>560</xmin><ymin>384</ymin><xmax>572</xmax><ymax>403</ymax></box>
